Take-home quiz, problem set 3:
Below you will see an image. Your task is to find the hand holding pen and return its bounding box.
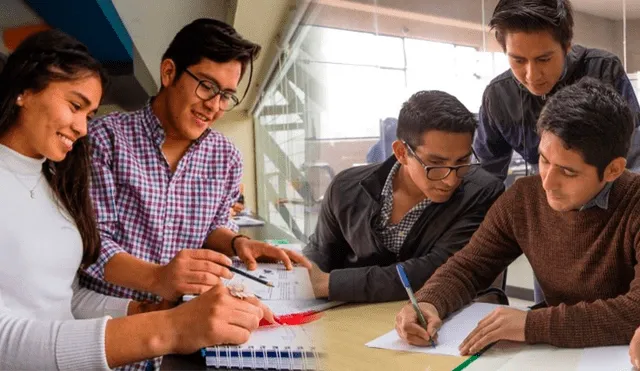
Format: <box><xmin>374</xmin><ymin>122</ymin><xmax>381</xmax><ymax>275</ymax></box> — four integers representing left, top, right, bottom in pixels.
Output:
<box><xmin>394</xmin><ymin>264</ymin><xmax>441</xmax><ymax>347</ymax></box>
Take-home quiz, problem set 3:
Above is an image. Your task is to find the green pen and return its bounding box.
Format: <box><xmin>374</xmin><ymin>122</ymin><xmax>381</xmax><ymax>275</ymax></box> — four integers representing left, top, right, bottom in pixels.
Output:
<box><xmin>452</xmin><ymin>343</ymin><xmax>495</xmax><ymax>371</ymax></box>
<box><xmin>396</xmin><ymin>264</ymin><xmax>435</xmax><ymax>348</ymax></box>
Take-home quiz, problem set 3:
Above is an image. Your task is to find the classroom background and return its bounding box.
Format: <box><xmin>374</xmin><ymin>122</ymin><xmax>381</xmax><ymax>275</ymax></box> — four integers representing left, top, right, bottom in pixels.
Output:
<box><xmin>2</xmin><ymin>1</ymin><xmax>639</xmax><ymax>369</ymax></box>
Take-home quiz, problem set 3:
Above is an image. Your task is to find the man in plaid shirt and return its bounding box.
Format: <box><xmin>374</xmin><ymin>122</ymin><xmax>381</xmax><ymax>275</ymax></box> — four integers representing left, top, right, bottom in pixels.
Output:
<box><xmin>80</xmin><ymin>19</ymin><xmax>310</xmax><ymax>370</ymax></box>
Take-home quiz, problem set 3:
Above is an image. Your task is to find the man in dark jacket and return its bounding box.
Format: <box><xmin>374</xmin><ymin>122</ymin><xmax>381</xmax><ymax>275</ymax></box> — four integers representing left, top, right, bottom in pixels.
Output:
<box><xmin>303</xmin><ymin>91</ymin><xmax>504</xmax><ymax>303</ymax></box>
<box><xmin>474</xmin><ymin>0</ymin><xmax>640</xmax><ymax>181</ymax></box>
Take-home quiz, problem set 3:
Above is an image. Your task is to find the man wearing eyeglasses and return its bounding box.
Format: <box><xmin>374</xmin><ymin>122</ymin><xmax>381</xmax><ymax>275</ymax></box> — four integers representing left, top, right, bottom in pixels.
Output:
<box><xmin>303</xmin><ymin>91</ymin><xmax>504</xmax><ymax>303</ymax></box>
<box><xmin>79</xmin><ymin>20</ymin><xmax>311</xmax><ymax>369</ymax></box>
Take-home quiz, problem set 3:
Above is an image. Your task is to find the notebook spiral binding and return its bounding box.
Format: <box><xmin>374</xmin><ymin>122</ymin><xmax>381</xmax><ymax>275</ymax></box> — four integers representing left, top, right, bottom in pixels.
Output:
<box><xmin>261</xmin><ymin>345</ymin><xmax>268</xmax><ymax>369</ymax></box>
<box><xmin>215</xmin><ymin>346</ymin><xmax>220</xmax><ymax>368</ymax></box>
<box><xmin>204</xmin><ymin>344</ymin><xmax>321</xmax><ymax>370</ymax></box>
<box><xmin>275</xmin><ymin>345</ymin><xmax>281</xmax><ymax>369</ymax></box>
<box><xmin>250</xmin><ymin>346</ymin><xmax>257</xmax><ymax>369</ymax></box>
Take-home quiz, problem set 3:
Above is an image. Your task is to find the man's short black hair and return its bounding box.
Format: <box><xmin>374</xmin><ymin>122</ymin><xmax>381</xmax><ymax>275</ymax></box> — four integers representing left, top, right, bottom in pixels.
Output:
<box><xmin>490</xmin><ymin>0</ymin><xmax>574</xmax><ymax>51</ymax></box>
<box><xmin>162</xmin><ymin>18</ymin><xmax>261</xmax><ymax>83</ymax></box>
<box><xmin>537</xmin><ymin>77</ymin><xmax>634</xmax><ymax>180</ymax></box>
<box><xmin>397</xmin><ymin>91</ymin><xmax>476</xmax><ymax>149</ymax></box>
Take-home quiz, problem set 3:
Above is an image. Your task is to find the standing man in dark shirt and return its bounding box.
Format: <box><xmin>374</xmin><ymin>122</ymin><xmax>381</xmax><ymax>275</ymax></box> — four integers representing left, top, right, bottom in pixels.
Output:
<box><xmin>473</xmin><ymin>0</ymin><xmax>640</xmax><ymax>303</ymax></box>
<box><xmin>474</xmin><ymin>0</ymin><xmax>640</xmax><ymax>180</ymax></box>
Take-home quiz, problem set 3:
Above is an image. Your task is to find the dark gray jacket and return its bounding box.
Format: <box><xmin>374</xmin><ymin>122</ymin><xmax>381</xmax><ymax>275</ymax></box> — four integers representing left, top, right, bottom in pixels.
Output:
<box><xmin>303</xmin><ymin>156</ymin><xmax>504</xmax><ymax>303</ymax></box>
<box><xmin>474</xmin><ymin>45</ymin><xmax>640</xmax><ymax>180</ymax></box>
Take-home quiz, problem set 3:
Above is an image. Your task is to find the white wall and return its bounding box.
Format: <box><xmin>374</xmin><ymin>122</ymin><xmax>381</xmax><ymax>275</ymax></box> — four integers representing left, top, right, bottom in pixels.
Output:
<box><xmin>613</xmin><ymin>19</ymin><xmax>640</xmax><ymax>72</ymax></box>
<box><xmin>309</xmin><ymin>0</ymin><xmax>501</xmax><ymax>51</ymax></box>
<box><xmin>573</xmin><ymin>10</ymin><xmax>619</xmax><ymax>53</ymax></box>
<box><xmin>0</xmin><ymin>0</ymin><xmax>43</xmax><ymax>53</ymax></box>
<box><xmin>0</xmin><ymin>0</ymin><xmax>41</xmax><ymax>29</ymax></box>
<box><xmin>214</xmin><ymin>112</ymin><xmax>256</xmax><ymax>211</ymax></box>
<box><xmin>111</xmin><ymin>0</ymin><xmax>231</xmax><ymax>89</ymax></box>
<box><xmin>217</xmin><ymin>0</ymin><xmax>296</xmax><ymax>212</ymax></box>
<box><xmin>309</xmin><ymin>0</ymin><xmax>618</xmax><ymax>54</ymax></box>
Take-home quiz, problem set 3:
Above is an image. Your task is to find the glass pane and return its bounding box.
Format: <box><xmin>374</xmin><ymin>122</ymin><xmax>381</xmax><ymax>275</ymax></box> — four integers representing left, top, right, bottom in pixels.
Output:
<box><xmin>316</xmin><ymin>63</ymin><xmax>405</xmax><ymax>139</ymax></box>
<box><xmin>303</xmin><ymin>26</ymin><xmax>405</xmax><ymax>68</ymax></box>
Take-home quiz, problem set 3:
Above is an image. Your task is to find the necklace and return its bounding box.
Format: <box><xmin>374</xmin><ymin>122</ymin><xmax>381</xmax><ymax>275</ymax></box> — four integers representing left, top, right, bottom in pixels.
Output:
<box><xmin>0</xmin><ymin>156</ymin><xmax>44</xmax><ymax>199</ymax></box>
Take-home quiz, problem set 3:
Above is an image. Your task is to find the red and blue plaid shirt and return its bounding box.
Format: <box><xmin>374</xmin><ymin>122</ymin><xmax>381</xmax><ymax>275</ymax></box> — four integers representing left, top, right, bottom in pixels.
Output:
<box><xmin>79</xmin><ymin>102</ymin><xmax>242</xmax><ymax>303</ymax></box>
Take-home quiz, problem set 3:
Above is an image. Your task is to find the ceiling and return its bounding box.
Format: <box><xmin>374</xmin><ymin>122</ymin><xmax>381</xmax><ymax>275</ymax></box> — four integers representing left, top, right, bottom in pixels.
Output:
<box><xmin>110</xmin><ymin>0</ymin><xmax>233</xmax><ymax>91</ymax></box>
<box><xmin>4</xmin><ymin>0</ymin><xmax>635</xmax><ymax>109</ymax></box>
<box><xmin>3</xmin><ymin>0</ymin><xmax>640</xmax><ymax>32</ymax></box>
<box><xmin>572</xmin><ymin>0</ymin><xmax>640</xmax><ymax>20</ymax></box>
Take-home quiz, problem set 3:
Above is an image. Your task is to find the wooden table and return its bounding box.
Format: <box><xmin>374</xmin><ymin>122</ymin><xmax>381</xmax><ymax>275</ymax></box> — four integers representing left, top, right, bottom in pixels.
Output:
<box><xmin>318</xmin><ymin>301</ymin><xmax>465</xmax><ymax>371</ymax></box>
<box><xmin>162</xmin><ymin>301</ymin><xmax>466</xmax><ymax>371</ymax></box>
<box><xmin>162</xmin><ymin>222</ymin><xmax>466</xmax><ymax>370</ymax></box>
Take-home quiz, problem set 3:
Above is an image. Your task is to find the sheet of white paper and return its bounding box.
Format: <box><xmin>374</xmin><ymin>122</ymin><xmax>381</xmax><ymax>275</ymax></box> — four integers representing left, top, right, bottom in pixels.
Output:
<box><xmin>465</xmin><ymin>342</ymin><xmax>582</xmax><ymax>371</ymax></box>
<box><xmin>577</xmin><ymin>346</ymin><xmax>634</xmax><ymax>371</ymax></box>
<box><xmin>365</xmin><ymin>302</ymin><xmax>501</xmax><ymax>356</ymax></box>
<box><xmin>233</xmin><ymin>215</ymin><xmax>266</xmax><ymax>226</ymax></box>
<box><xmin>465</xmin><ymin>343</ymin><xmax>635</xmax><ymax>371</ymax></box>
<box><xmin>225</xmin><ymin>262</ymin><xmax>315</xmax><ymax>301</ymax></box>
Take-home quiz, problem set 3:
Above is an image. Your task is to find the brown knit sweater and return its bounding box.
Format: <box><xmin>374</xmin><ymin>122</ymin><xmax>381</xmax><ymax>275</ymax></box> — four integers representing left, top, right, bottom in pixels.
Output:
<box><xmin>415</xmin><ymin>171</ymin><xmax>640</xmax><ymax>348</ymax></box>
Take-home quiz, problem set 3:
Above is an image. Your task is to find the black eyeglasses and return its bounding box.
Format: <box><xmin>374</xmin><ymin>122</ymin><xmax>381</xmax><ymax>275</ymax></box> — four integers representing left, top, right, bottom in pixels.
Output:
<box><xmin>183</xmin><ymin>69</ymin><xmax>240</xmax><ymax>111</ymax></box>
<box><xmin>403</xmin><ymin>141</ymin><xmax>481</xmax><ymax>181</ymax></box>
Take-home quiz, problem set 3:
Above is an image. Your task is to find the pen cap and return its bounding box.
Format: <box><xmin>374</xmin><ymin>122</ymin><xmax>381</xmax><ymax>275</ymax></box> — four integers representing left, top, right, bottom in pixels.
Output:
<box><xmin>396</xmin><ymin>264</ymin><xmax>411</xmax><ymax>287</ymax></box>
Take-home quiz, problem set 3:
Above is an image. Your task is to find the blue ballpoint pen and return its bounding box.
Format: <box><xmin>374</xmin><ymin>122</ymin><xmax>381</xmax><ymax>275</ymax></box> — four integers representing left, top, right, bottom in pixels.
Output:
<box><xmin>396</xmin><ymin>264</ymin><xmax>435</xmax><ymax>348</ymax></box>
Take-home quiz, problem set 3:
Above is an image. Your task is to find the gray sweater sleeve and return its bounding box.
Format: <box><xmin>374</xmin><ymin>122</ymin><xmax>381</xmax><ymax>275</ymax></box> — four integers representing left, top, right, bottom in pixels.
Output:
<box><xmin>71</xmin><ymin>276</ymin><xmax>131</xmax><ymax>319</ymax></box>
<box><xmin>0</xmin><ymin>311</ymin><xmax>111</xmax><ymax>370</ymax></box>
<box><xmin>0</xmin><ymin>276</ymin><xmax>128</xmax><ymax>370</ymax></box>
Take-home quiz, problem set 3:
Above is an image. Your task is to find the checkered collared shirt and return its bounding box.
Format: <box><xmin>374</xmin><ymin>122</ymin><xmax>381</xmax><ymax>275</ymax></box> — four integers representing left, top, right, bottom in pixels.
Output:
<box><xmin>375</xmin><ymin>162</ymin><xmax>431</xmax><ymax>254</ymax></box>
<box><xmin>80</xmin><ymin>102</ymin><xmax>242</xmax><ymax>370</ymax></box>
<box><xmin>80</xmin><ymin>102</ymin><xmax>241</xmax><ymax>302</ymax></box>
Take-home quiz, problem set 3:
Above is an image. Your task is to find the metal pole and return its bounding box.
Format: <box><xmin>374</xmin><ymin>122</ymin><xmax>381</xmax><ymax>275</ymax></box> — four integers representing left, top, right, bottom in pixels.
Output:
<box><xmin>623</xmin><ymin>0</ymin><xmax>628</xmax><ymax>70</ymax></box>
<box><xmin>482</xmin><ymin>0</ymin><xmax>487</xmax><ymax>52</ymax></box>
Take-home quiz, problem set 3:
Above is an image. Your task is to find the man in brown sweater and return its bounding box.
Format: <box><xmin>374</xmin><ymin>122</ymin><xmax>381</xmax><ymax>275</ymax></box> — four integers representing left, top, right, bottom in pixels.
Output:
<box><xmin>395</xmin><ymin>77</ymin><xmax>640</xmax><ymax>355</ymax></box>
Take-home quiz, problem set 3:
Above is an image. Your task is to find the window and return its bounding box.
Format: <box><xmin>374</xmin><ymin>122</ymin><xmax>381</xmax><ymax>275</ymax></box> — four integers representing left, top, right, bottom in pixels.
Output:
<box><xmin>253</xmin><ymin>25</ymin><xmax>510</xmax><ymax>241</ymax></box>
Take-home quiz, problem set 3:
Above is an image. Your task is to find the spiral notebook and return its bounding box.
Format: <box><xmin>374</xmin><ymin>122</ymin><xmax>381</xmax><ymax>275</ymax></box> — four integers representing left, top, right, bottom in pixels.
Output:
<box><xmin>203</xmin><ymin>325</ymin><xmax>321</xmax><ymax>370</ymax></box>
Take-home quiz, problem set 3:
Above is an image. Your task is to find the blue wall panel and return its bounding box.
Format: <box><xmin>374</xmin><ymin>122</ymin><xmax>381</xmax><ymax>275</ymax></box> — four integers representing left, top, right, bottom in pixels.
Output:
<box><xmin>25</xmin><ymin>0</ymin><xmax>133</xmax><ymax>67</ymax></box>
